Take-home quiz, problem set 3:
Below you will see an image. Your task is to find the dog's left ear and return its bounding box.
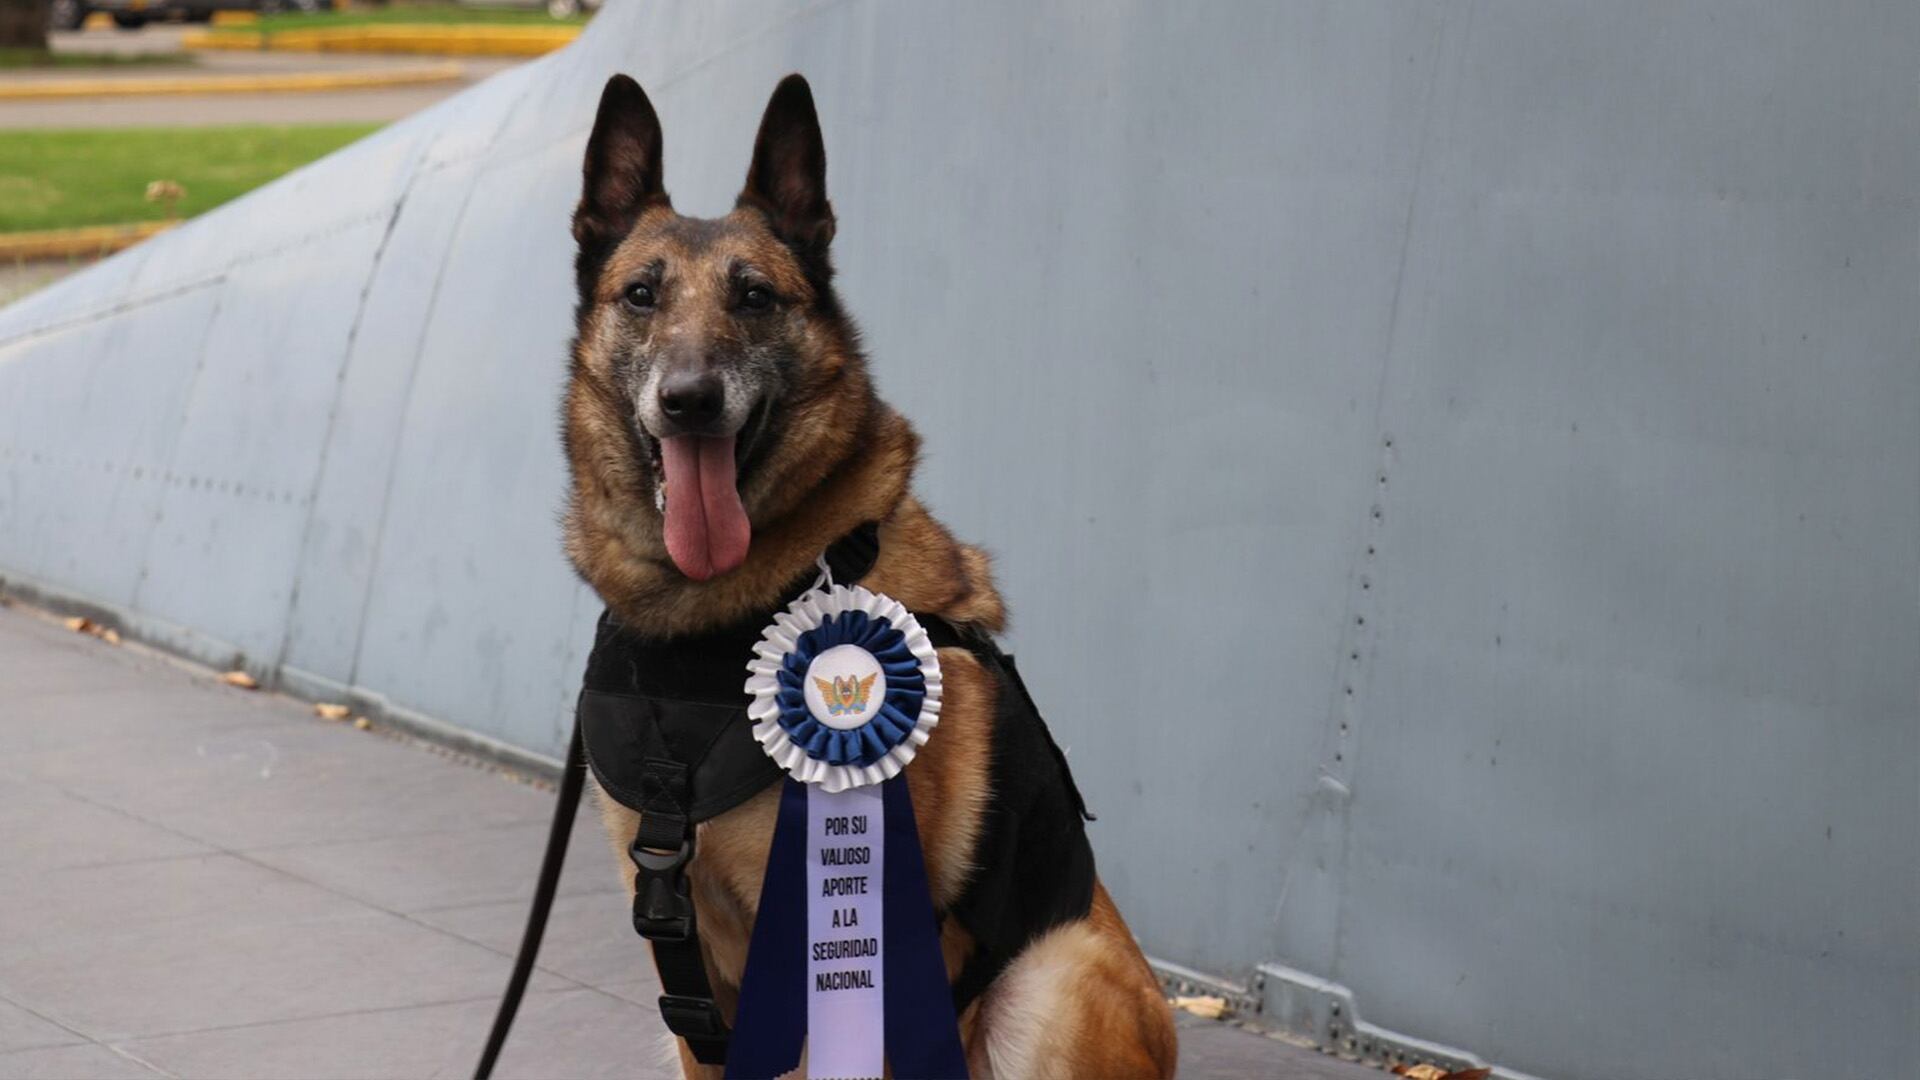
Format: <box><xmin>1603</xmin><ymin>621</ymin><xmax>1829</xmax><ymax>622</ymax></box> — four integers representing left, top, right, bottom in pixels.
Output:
<box><xmin>737</xmin><ymin>74</ymin><xmax>836</xmax><ymax>262</ymax></box>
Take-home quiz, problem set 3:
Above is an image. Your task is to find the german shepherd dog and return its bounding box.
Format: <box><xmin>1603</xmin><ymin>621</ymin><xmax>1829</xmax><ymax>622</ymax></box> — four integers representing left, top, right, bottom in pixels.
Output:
<box><xmin>563</xmin><ymin>72</ymin><xmax>1178</xmax><ymax>1078</ymax></box>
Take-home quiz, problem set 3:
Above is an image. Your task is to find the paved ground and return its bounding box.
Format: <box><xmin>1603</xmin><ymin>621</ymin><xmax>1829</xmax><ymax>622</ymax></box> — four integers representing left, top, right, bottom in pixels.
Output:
<box><xmin>0</xmin><ymin>262</ymin><xmax>80</xmax><ymax>306</ymax></box>
<box><xmin>0</xmin><ymin>600</ymin><xmax>1376</xmax><ymax>1079</ymax></box>
<box><xmin>2</xmin><ymin>24</ymin><xmax>521</xmax><ymax>128</ymax></box>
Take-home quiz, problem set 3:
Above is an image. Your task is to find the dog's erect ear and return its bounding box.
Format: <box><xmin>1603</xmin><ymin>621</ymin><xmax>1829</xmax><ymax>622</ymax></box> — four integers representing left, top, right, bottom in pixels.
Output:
<box><xmin>736</xmin><ymin>74</ymin><xmax>836</xmax><ymax>260</ymax></box>
<box><xmin>574</xmin><ymin>74</ymin><xmax>668</xmax><ymax>250</ymax></box>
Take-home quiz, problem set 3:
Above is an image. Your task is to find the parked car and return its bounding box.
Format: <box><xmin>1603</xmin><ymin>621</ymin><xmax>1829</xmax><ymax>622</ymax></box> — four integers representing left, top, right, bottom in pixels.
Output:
<box><xmin>49</xmin><ymin>0</ymin><xmax>332</xmax><ymax>32</ymax></box>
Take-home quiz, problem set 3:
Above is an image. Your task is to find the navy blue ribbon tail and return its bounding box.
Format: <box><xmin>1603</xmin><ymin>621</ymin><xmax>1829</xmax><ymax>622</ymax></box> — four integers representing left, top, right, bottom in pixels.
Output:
<box><xmin>727</xmin><ymin>777</ymin><xmax>968</xmax><ymax>1079</ymax></box>
<box><xmin>883</xmin><ymin>775</ymin><xmax>971</xmax><ymax>1079</ymax></box>
<box><xmin>724</xmin><ymin>779</ymin><xmax>810</xmax><ymax>1079</ymax></box>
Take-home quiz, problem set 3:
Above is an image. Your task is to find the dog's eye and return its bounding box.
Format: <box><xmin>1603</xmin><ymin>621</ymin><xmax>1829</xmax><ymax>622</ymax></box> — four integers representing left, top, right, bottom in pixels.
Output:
<box><xmin>623</xmin><ymin>283</ymin><xmax>656</xmax><ymax>310</ymax></box>
<box><xmin>739</xmin><ymin>285</ymin><xmax>774</xmax><ymax>312</ymax></box>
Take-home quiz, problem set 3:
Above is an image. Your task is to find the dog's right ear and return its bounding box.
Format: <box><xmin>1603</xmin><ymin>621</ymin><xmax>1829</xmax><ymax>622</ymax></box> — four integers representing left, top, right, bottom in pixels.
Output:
<box><xmin>574</xmin><ymin>74</ymin><xmax>668</xmax><ymax>251</ymax></box>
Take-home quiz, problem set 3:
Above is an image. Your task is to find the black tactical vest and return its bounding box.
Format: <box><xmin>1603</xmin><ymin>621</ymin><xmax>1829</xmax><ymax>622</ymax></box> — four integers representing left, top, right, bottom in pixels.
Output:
<box><xmin>579</xmin><ymin>525</ymin><xmax>1096</xmax><ymax>1031</ymax></box>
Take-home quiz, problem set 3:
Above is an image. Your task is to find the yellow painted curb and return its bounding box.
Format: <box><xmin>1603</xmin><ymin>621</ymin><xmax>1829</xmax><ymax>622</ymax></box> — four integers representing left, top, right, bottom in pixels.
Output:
<box><xmin>0</xmin><ymin>222</ymin><xmax>173</xmax><ymax>262</ymax></box>
<box><xmin>186</xmin><ymin>24</ymin><xmax>578</xmax><ymax>58</ymax></box>
<box><xmin>0</xmin><ymin>61</ymin><xmax>464</xmax><ymax>100</ymax></box>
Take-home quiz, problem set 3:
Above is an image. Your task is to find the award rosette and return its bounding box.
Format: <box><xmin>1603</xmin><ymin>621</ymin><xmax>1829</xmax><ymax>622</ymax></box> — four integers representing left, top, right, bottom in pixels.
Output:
<box><xmin>726</xmin><ymin>583</ymin><xmax>969</xmax><ymax>1080</ymax></box>
<box><xmin>745</xmin><ymin>584</ymin><xmax>943</xmax><ymax>793</ymax></box>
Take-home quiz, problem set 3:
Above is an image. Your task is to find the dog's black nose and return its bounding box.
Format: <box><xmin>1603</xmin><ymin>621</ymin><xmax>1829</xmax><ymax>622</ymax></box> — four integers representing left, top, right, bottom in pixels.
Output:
<box><xmin>658</xmin><ymin>371</ymin><xmax>725</xmax><ymax>429</ymax></box>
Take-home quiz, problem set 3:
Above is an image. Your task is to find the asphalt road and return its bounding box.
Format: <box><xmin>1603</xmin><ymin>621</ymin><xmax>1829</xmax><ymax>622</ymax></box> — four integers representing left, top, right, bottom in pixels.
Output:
<box><xmin>1</xmin><ymin>23</ymin><xmax>522</xmax><ymax>128</ymax></box>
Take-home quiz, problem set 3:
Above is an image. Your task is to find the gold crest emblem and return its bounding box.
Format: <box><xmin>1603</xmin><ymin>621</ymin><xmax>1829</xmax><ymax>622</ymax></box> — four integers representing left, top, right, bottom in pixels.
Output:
<box><xmin>812</xmin><ymin>672</ymin><xmax>878</xmax><ymax>717</ymax></box>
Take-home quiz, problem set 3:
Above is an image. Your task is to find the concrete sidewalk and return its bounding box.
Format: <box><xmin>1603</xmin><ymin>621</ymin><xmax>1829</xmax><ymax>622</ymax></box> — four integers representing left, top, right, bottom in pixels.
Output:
<box><xmin>0</xmin><ymin>600</ymin><xmax>1370</xmax><ymax>1079</ymax></box>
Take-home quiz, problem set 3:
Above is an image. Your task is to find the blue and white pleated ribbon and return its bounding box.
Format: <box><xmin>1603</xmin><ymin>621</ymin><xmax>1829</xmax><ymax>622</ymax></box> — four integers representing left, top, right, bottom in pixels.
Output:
<box><xmin>728</xmin><ymin>581</ymin><xmax>967</xmax><ymax>1080</ymax></box>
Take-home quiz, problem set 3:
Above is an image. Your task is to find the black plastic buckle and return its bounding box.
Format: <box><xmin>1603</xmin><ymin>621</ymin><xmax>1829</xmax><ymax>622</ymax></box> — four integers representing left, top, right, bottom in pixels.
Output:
<box><xmin>658</xmin><ymin>994</ymin><xmax>728</xmax><ymax>1041</ymax></box>
<box><xmin>629</xmin><ymin>836</ymin><xmax>696</xmax><ymax>942</ymax></box>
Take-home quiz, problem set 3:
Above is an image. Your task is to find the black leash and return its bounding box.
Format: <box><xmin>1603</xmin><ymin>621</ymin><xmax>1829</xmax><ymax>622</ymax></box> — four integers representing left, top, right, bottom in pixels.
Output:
<box><xmin>473</xmin><ymin>720</ymin><xmax>586</xmax><ymax>1080</ymax></box>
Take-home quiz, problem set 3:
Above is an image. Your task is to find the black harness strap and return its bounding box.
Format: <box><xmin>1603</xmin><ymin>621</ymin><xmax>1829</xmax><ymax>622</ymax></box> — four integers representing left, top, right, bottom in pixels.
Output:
<box><xmin>624</xmin><ymin>748</ymin><xmax>730</xmax><ymax>1065</ymax></box>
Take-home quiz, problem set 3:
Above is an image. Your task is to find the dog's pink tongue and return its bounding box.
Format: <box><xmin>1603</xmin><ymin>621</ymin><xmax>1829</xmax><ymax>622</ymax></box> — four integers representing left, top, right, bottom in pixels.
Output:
<box><xmin>660</xmin><ymin>435</ymin><xmax>750</xmax><ymax>581</ymax></box>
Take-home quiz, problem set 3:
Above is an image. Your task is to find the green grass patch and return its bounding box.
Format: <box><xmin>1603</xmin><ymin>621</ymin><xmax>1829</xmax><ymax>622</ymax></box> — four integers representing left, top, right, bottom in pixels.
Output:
<box><xmin>0</xmin><ymin>124</ymin><xmax>380</xmax><ymax>233</ymax></box>
<box><xmin>211</xmin><ymin>1</ymin><xmax>587</xmax><ymax>34</ymax></box>
<box><xmin>0</xmin><ymin>47</ymin><xmax>196</xmax><ymax>70</ymax></box>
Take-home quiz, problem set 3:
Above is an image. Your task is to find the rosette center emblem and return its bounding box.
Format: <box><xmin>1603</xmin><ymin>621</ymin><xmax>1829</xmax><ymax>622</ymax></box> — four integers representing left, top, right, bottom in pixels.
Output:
<box><xmin>745</xmin><ymin>584</ymin><xmax>943</xmax><ymax>792</ymax></box>
<box><xmin>804</xmin><ymin>644</ymin><xmax>885</xmax><ymax>729</ymax></box>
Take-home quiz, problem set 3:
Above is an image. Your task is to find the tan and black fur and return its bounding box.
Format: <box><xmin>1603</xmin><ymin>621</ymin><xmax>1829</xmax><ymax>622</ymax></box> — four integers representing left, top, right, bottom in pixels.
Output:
<box><xmin>563</xmin><ymin>72</ymin><xmax>1177</xmax><ymax>1078</ymax></box>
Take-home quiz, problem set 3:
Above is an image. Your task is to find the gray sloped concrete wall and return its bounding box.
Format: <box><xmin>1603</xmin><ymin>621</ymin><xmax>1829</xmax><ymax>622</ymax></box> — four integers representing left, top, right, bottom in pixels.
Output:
<box><xmin>0</xmin><ymin>4</ymin><xmax>1914</xmax><ymax>1078</ymax></box>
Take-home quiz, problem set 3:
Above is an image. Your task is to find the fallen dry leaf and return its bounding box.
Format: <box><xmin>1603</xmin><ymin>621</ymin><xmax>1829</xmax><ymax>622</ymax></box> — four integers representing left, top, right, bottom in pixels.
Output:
<box><xmin>65</xmin><ymin>617</ymin><xmax>120</xmax><ymax>644</ymax></box>
<box><xmin>1393</xmin><ymin>1066</ymin><xmax>1489</xmax><ymax>1080</ymax></box>
<box><xmin>314</xmin><ymin>703</ymin><xmax>351</xmax><ymax>721</ymax></box>
<box><xmin>1170</xmin><ymin>995</ymin><xmax>1228</xmax><ymax>1020</ymax></box>
<box><xmin>219</xmin><ymin>670</ymin><xmax>258</xmax><ymax>690</ymax></box>
<box><xmin>352</xmin><ymin>717</ymin><xmax>371</xmax><ymax>731</ymax></box>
